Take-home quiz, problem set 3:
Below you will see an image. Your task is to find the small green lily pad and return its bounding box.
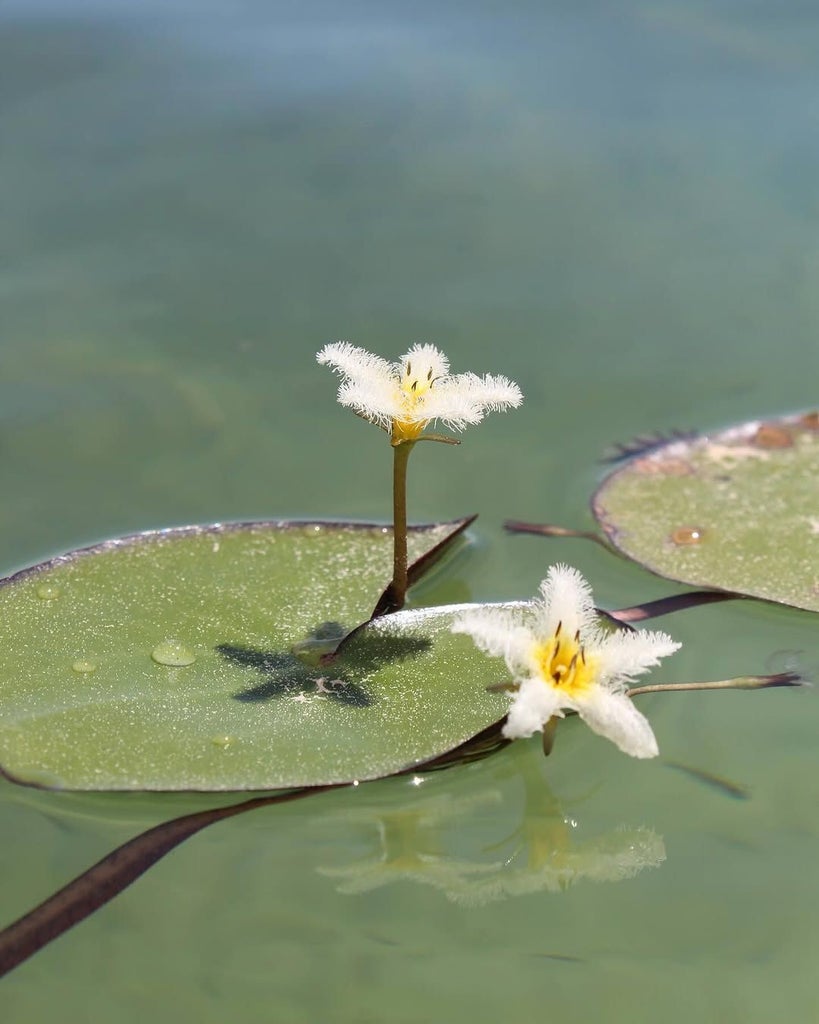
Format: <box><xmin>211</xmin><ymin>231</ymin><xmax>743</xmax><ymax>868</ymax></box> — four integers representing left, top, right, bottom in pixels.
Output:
<box><xmin>0</xmin><ymin>519</ymin><xmax>509</xmax><ymax>790</ymax></box>
<box><xmin>593</xmin><ymin>412</ymin><xmax>819</xmax><ymax>612</ymax></box>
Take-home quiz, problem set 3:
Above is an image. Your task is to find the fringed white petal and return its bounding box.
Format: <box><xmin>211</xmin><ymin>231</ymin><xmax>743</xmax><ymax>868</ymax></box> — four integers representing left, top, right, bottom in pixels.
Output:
<box><xmin>533</xmin><ymin>563</ymin><xmax>600</xmax><ymax>641</ymax></box>
<box><xmin>420</xmin><ymin>385</ymin><xmax>486</xmax><ymax>430</ymax></box>
<box><xmin>422</xmin><ymin>373</ymin><xmax>523</xmax><ymax>431</ymax></box>
<box><xmin>400</xmin><ymin>343</ymin><xmax>450</xmax><ymax>381</ymax></box>
<box><xmin>455</xmin><ymin>373</ymin><xmax>523</xmax><ymax>413</ymax></box>
<box><xmin>502</xmin><ymin>678</ymin><xmax>564</xmax><ymax>739</ymax></box>
<box><xmin>594</xmin><ymin>629</ymin><xmax>682</xmax><ymax>690</ymax></box>
<box><xmin>451</xmin><ymin>609</ymin><xmax>534</xmax><ymax>676</ymax></box>
<box><xmin>573</xmin><ymin>688</ymin><xmax>659</xmax><ymax>759</ymax></box>
<box><xmin>337</xmin><ymin>378</ymin><xmax>402</xmax><ymax>429</ymax></box>
<box><xmin>317</xmin><ymin>342</ymin><xmax>402</xmax><ymax>426</ymax></box>
<box><xmin>317</xmin><ymin>342</ymin><xmax>393</xmax><ymax>384</ymax></box>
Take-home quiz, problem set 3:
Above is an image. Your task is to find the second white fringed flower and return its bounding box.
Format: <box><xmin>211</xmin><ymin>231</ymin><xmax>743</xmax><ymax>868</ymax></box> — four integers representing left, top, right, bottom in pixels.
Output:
<box><xmin>452</xmin><ymin>564</ymin><xmax>681</xmax><ymax>758</ymax></box>
<box><xmin>317</xmin><ymin>341</ymin><xmax>522</xmax><ymax>444</ymax></box>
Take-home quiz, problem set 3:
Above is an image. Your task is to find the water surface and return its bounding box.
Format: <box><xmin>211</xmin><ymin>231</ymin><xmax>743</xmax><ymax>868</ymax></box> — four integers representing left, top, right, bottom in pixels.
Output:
<box><xmin>2</xmin><ymin>2</ymin><xmax>819</xmax><ymax>1021</ymax></box>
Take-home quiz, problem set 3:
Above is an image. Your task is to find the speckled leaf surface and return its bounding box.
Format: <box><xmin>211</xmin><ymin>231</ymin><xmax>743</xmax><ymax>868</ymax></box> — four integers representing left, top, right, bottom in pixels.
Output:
<box><xmin>593</xmin><ymin>412</ymin><xmax>819</xmax><ymax>612</ymax></box>
<box><xmin>0</xmin><ymin>519</ymin><xmax>510</xmax><ymax>791</ymax></box>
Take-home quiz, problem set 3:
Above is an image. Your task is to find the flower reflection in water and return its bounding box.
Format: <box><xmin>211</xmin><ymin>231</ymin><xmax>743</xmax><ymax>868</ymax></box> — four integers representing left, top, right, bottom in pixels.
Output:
<box><xmin>464</xmin><ymin>765</ymin><xmax>665</xmax><ymax>906</ymax></box>
<box><xmin>318</xmin><ymin>753</ymin><xmax>665</xmax><ymax>907</ymax></box>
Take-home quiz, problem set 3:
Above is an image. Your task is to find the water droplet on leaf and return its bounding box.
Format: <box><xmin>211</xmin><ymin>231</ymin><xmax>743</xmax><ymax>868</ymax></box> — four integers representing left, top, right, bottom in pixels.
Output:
<box><xmin>71</xmin><ymin>659</ymin><xmax>97</xmax><ymax>674</ymax></box>
<box><xmin>36</xmin><ymin>584</ymin><xmax>61</xmax><ymax>601</ymax></box>
<box><xmin>151</xmin><ymin>639</ymin><xmax>197</xmax><ymax>667</ymax></box>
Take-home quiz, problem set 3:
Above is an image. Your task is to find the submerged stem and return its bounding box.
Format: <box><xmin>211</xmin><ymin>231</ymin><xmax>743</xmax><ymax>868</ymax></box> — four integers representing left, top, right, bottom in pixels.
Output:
<box><xmin>503</xmin><ymin>520</ymin><xmax>615</xmax><ymax>552</ymax></box>
<box><xmin>611</xmin><ymin>590</ymin><xmax>740</xmax><ymax>623</ymax></box>
<box><xmin>0</xmin><ymin>785</ymin><xmax>344</xmax><ymax>978</ymax></box>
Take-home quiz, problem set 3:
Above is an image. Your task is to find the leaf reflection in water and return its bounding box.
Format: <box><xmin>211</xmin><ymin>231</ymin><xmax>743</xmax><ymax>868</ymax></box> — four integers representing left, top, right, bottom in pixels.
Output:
<box><xmin>318</xmin><ymin>790</ymin><xmax>504</xmax><ymax>899</ymax></box>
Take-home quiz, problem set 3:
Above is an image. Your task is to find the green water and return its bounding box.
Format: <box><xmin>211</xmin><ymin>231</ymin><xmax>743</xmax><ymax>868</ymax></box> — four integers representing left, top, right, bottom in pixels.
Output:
<box><xmin>3</xmin><ymin>1</ymin><xmax>819</xmax><ymax>1020</ymax></box>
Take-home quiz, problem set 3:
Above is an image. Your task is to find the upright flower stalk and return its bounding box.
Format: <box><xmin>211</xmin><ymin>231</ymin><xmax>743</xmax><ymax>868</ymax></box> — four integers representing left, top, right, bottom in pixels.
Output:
<box><xmin>390</xmin><ymin>437</ymin><xmax>413</xmax><ymax>610</ymax></box>
<box><xmin>318</xmin><ymin>342</ymin><xmax>522</xmax><ymax>611</ymax></box>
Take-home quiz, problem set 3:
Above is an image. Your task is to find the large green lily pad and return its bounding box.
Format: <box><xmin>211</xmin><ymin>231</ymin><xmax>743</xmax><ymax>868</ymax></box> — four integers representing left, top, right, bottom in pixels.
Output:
<box><xmin>593</xmin><ymin>412</ymin><xmax>819</xmax><ymax>612</ymax></box>
<box><xmin>0</xmin><ymin>519</ymin><xmax>509</xmax><ymax>790</ymax></box>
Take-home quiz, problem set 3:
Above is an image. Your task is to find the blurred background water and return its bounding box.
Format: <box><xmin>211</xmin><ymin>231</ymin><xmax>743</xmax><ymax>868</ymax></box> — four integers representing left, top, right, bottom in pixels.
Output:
<box><xmin>2</xmin><ymin>1</ymin><xmax>819</xmax><ymax>1020</ymax></box>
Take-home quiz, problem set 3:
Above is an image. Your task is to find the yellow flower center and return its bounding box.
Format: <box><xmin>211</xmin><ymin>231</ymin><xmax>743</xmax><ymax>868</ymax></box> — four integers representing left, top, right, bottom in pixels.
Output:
<box><xmin>533</xmin><ymin>622</ymin><xmax>597</xmax><ymax>698</ymax></box>
<box><xmin>391</xmin><ymin>360</ymin><xmax>436</xmax><ymax>443</ymax></box>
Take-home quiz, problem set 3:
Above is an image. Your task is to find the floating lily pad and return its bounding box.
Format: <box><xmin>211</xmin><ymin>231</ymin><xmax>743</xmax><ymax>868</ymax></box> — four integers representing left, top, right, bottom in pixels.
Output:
<box><xmin>593</xmin><ymin>412</ymin><xmax>819</xmax><ymax>612</ymax></box>
<box><xmin>0</xmin><ymin>519</ymin><xmax>510</xmax><ymax>791</ymax></box>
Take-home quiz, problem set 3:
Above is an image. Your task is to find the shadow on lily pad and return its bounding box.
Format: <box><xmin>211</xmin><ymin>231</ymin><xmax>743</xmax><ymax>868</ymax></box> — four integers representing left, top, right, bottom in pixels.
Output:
<box><xmin>218</xmin><ymin>629</ymin><xmax>432</xmax><ymax>709</ymax></box>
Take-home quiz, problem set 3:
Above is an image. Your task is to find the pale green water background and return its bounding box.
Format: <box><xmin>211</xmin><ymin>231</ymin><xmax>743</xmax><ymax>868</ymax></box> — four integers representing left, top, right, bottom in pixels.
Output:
<box><xmin>3</xmin><ymin>1</ymin><xmax>819</xmax><ymax>1020</ymax></box>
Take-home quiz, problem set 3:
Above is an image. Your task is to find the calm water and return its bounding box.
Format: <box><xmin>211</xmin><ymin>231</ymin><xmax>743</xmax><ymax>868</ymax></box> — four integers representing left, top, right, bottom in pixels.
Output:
<box><xmin>3</xmin><ymin>1</ymin><xmax>819</xmax><ymax>1020</ymax></box>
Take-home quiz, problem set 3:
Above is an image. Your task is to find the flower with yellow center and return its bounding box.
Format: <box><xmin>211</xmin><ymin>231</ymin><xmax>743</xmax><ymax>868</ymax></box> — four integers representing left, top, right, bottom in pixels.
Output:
<box><xmin>452</xmin><ymin>564</ymin><xmax>681</xmax><ymax>758</ymax></box>
<box><xmin>316</xmin><ymin>341</ymin><xmax>522</xmax><ymax>445</ymax></box>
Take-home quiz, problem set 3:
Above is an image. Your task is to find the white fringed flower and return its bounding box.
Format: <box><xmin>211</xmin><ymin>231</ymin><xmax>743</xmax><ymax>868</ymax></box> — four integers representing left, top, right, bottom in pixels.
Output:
<box><xmin>317</xmin><ymin>341</ymin><xmax>523</xmax><ymax>444</ymax></box>
<box><xmin>452</xmin><ymin>565</ymin><xmax>681</xmax><ymax>758</ymax></box>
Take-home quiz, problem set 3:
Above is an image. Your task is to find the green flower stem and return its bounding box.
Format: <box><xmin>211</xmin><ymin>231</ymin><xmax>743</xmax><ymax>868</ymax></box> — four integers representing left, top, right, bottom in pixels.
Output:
<box><xmin>377</xmin><ymin>433</ymin><xmax>457</xmax><ymax>617</ymax></box>
<box><xmin>390</xmin><ymin>439</ymin><xmax>416</xmax><ymax>612</ymax></box>
<box><xmin>627</xmin><ymin>672</ymin><xmax>802</xmax><ymax>698</ymax></box>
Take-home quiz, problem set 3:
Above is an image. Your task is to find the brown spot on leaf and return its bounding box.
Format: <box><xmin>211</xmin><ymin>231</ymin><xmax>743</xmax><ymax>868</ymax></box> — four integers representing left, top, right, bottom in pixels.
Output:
<box><xmin>670</xmin><ymin>526</ymin><xmax>706</xmax><ymax>546</ymax></box>
<box><xmin>633</xmin><ymin>457</ymin><xmax>693</xmax><ymax>476</ymax></box>
<box><xmin>753</xmin><ymin>423</ymin><xmax>793</xmax><ymax>449</ymax></box>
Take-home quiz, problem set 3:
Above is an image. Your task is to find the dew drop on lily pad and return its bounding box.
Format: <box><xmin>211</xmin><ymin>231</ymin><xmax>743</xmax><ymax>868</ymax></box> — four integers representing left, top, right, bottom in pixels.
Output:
<box><xmin>71</xmin><ymin>659</ymin><xmax>97</xmax><ymax>674</ymax></box>
<box><xmin>151</xmin><ymin>639</ymin><xmax>197</xmax><ymax>667</ymax></box>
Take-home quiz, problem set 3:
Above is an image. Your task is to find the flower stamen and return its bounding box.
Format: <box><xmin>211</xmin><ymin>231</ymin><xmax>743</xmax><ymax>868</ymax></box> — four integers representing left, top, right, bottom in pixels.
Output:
<box><xmin>535</xmin><ymin>631</ymin><xmax>595</xmax><ymax>697</ymax></box>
